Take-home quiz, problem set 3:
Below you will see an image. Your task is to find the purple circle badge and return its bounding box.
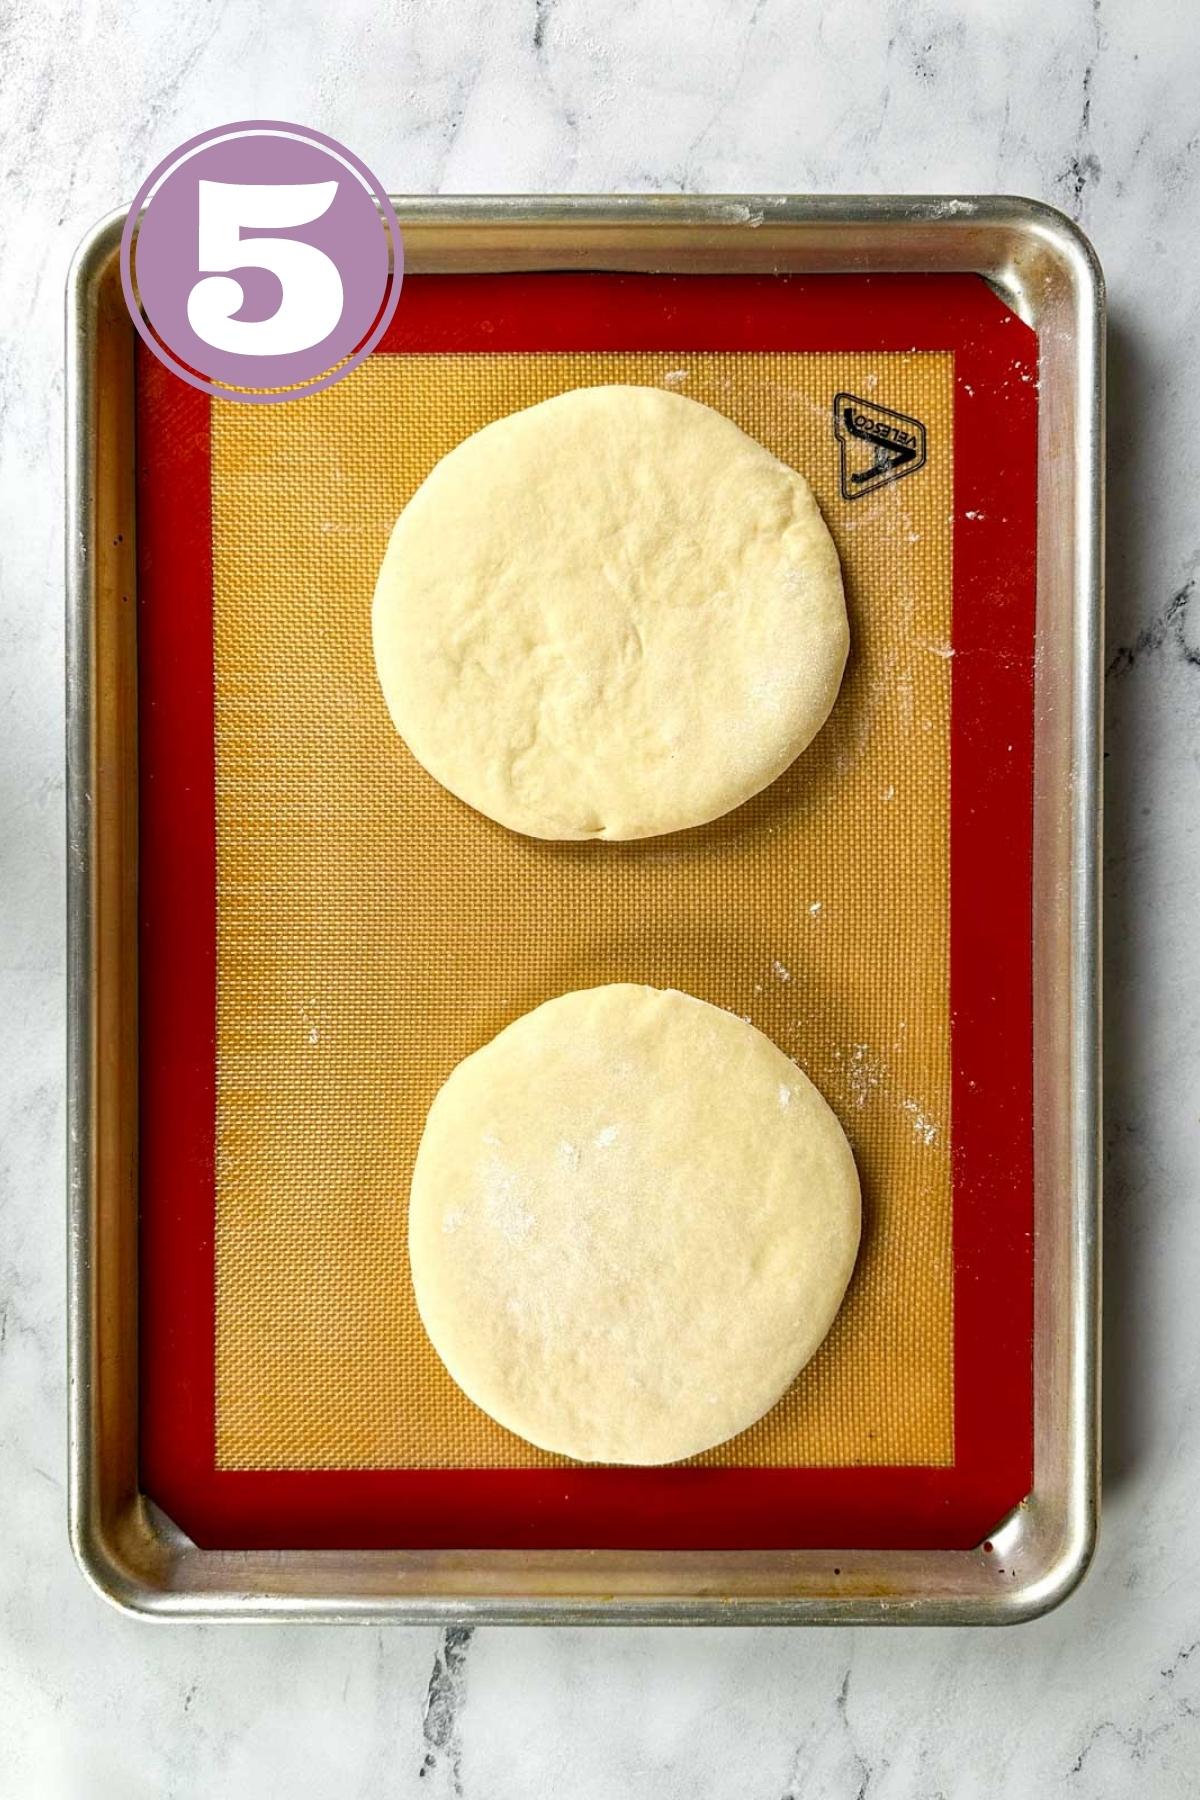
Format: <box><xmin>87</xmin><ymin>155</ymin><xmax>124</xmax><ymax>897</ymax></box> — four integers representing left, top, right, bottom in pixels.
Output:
<box><xmin>120</xmin><ymin>121</ymin><xmax>402</xmax><ymax>404</ymax></box>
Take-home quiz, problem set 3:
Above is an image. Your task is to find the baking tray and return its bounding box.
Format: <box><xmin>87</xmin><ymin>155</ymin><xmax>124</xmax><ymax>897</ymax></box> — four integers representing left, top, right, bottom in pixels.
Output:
<box><xmin>67</xmin><ymin>195</ymin><xmax>1103</xmax><ymax>1623</ymax></box>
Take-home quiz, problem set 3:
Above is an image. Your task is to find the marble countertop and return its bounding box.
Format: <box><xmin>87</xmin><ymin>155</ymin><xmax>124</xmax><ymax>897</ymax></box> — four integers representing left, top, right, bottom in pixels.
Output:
<box><xmin>3</xmin><ymin>0</ymin><xmax>1198</xmax><ymax>1793</ymax></box>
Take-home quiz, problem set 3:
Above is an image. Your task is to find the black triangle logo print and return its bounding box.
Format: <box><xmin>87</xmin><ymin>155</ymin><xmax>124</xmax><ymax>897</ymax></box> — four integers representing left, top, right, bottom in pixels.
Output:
<box><xmin>833</xmin><ymin>392</ymin><xmax>928</xmax><ymax>500</ymax></box>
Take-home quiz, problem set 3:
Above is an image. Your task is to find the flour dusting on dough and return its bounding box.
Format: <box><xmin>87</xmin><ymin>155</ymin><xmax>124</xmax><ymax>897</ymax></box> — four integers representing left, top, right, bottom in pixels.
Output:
<box><xmin>410</xmin><ymin>985</ymin><xmax>861</xmax><ymax>1464</ymax></box>
<box><xmin>481</xmin><ymin>1155</ymin><xmax>536</xmax><ymax>1242</ymax></box>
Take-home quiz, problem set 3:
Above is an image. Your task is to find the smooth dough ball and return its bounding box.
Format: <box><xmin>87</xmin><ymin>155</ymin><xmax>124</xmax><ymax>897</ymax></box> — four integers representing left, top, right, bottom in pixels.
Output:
<box><xmin>372</xmin><ymin>386</ymin><xmax>848</xmax><ymax>840</ymax></box>
<box><xmin>408</xmin><ymin>985</ymin><xmax>861</xmax><ymax>1464</ymax></box>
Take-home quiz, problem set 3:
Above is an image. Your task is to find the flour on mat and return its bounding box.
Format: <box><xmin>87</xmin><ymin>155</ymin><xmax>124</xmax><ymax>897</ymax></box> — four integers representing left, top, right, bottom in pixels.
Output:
<box><xmin>834</xmin><ymin>1043</ymin><xmax>886</xmax><ymax>1109</ymax></box>
<box><xmin>901</xmin><ymin>1099</ymin><xmax>939</xmax><ymax>1146</ymax></box>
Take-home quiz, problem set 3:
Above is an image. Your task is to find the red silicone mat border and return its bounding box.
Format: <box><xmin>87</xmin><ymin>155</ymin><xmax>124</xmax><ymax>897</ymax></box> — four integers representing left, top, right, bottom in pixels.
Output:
<box><xmin>138</xmin><ymin>272</ymin><xmax>1037</xmax><ymax>1552</ymax></box>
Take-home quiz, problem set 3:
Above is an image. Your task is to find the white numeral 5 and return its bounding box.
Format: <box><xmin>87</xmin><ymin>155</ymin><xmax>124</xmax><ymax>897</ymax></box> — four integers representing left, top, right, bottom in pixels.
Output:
<box><xmin>187</xmin><ymin>179</ymin><xmax>343</xmax><ymax>356</ymax></box>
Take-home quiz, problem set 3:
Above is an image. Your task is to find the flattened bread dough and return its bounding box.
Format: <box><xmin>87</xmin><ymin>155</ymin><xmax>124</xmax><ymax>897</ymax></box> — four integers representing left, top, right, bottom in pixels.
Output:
<box><xmin>408</xmin><ymin>985</ymin><xmax>861</xmax><ymax>1464</ymax></box>
<box><xmin>372</xmin><ymin>386</ymin><xmax>848</xmax><ymax>840</ymax></box>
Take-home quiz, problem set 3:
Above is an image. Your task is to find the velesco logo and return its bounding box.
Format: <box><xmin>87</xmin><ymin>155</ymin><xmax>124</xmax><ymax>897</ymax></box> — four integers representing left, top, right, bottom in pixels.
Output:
<box><xmin>120</xmin><ymin>121</ymin><xmax>402</xmax><ymax>403</ymax></box>
<box><xmin>833</xmin><ymin>392</ymin><xmax>928</xmax><ymax>500</ymax></box>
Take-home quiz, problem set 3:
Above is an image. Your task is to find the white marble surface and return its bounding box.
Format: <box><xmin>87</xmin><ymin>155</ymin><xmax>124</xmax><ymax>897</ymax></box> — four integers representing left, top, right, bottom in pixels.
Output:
<box><xmin>2</xmin><ymin>0</ymin><xmax>1198</xmax><ymax>1792</ymax></box>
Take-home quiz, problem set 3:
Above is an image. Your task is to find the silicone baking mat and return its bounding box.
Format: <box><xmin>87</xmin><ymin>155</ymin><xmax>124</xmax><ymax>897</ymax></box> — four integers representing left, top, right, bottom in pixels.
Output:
<box><xmin>138</xmin><ymin>272</ymin><xmax>1037</xmax><ymax>1551</ymax></box>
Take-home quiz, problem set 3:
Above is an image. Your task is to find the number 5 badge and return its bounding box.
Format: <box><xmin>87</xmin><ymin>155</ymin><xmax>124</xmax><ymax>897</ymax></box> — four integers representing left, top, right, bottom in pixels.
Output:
<box><xmin>120</xmin><ymin>121</ymin><xmax>402</xmax><ymax>403</ymax></box>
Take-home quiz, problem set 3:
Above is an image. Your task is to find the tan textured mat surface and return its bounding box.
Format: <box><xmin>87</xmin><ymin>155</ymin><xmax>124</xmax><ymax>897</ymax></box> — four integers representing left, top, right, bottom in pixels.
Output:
<box><xmin>210</xmin><ymin>348</ymin><xmax>954</xmax><ymax>1469</ymax></box>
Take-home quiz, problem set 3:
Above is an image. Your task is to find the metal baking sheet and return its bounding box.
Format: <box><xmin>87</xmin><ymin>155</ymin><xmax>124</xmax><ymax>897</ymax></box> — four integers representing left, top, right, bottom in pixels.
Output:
<box><xmin>67</xmin><ymin>195</ymin><xmax>1103</xmax><ymax>1623</ymax></box>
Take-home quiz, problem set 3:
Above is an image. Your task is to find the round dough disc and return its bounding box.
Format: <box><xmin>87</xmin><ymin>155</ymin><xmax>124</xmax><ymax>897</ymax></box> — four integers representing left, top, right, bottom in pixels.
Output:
<box><xmin>372</xmin><ymin>386</ymin><xmax>848</xmax><ymax>840</ymax></box>
<box><xmin>408</xmin><ymin>985</ymin><xmax>861</xmax><ymax>1465</ymax></box>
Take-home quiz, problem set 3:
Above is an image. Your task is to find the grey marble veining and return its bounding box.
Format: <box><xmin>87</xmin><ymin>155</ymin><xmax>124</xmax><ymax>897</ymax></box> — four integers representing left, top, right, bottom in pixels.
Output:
<box><xmin>3</xmin><ymin>0</ymin><xmax>1199</xmax><ymax>1793</ymax></box>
